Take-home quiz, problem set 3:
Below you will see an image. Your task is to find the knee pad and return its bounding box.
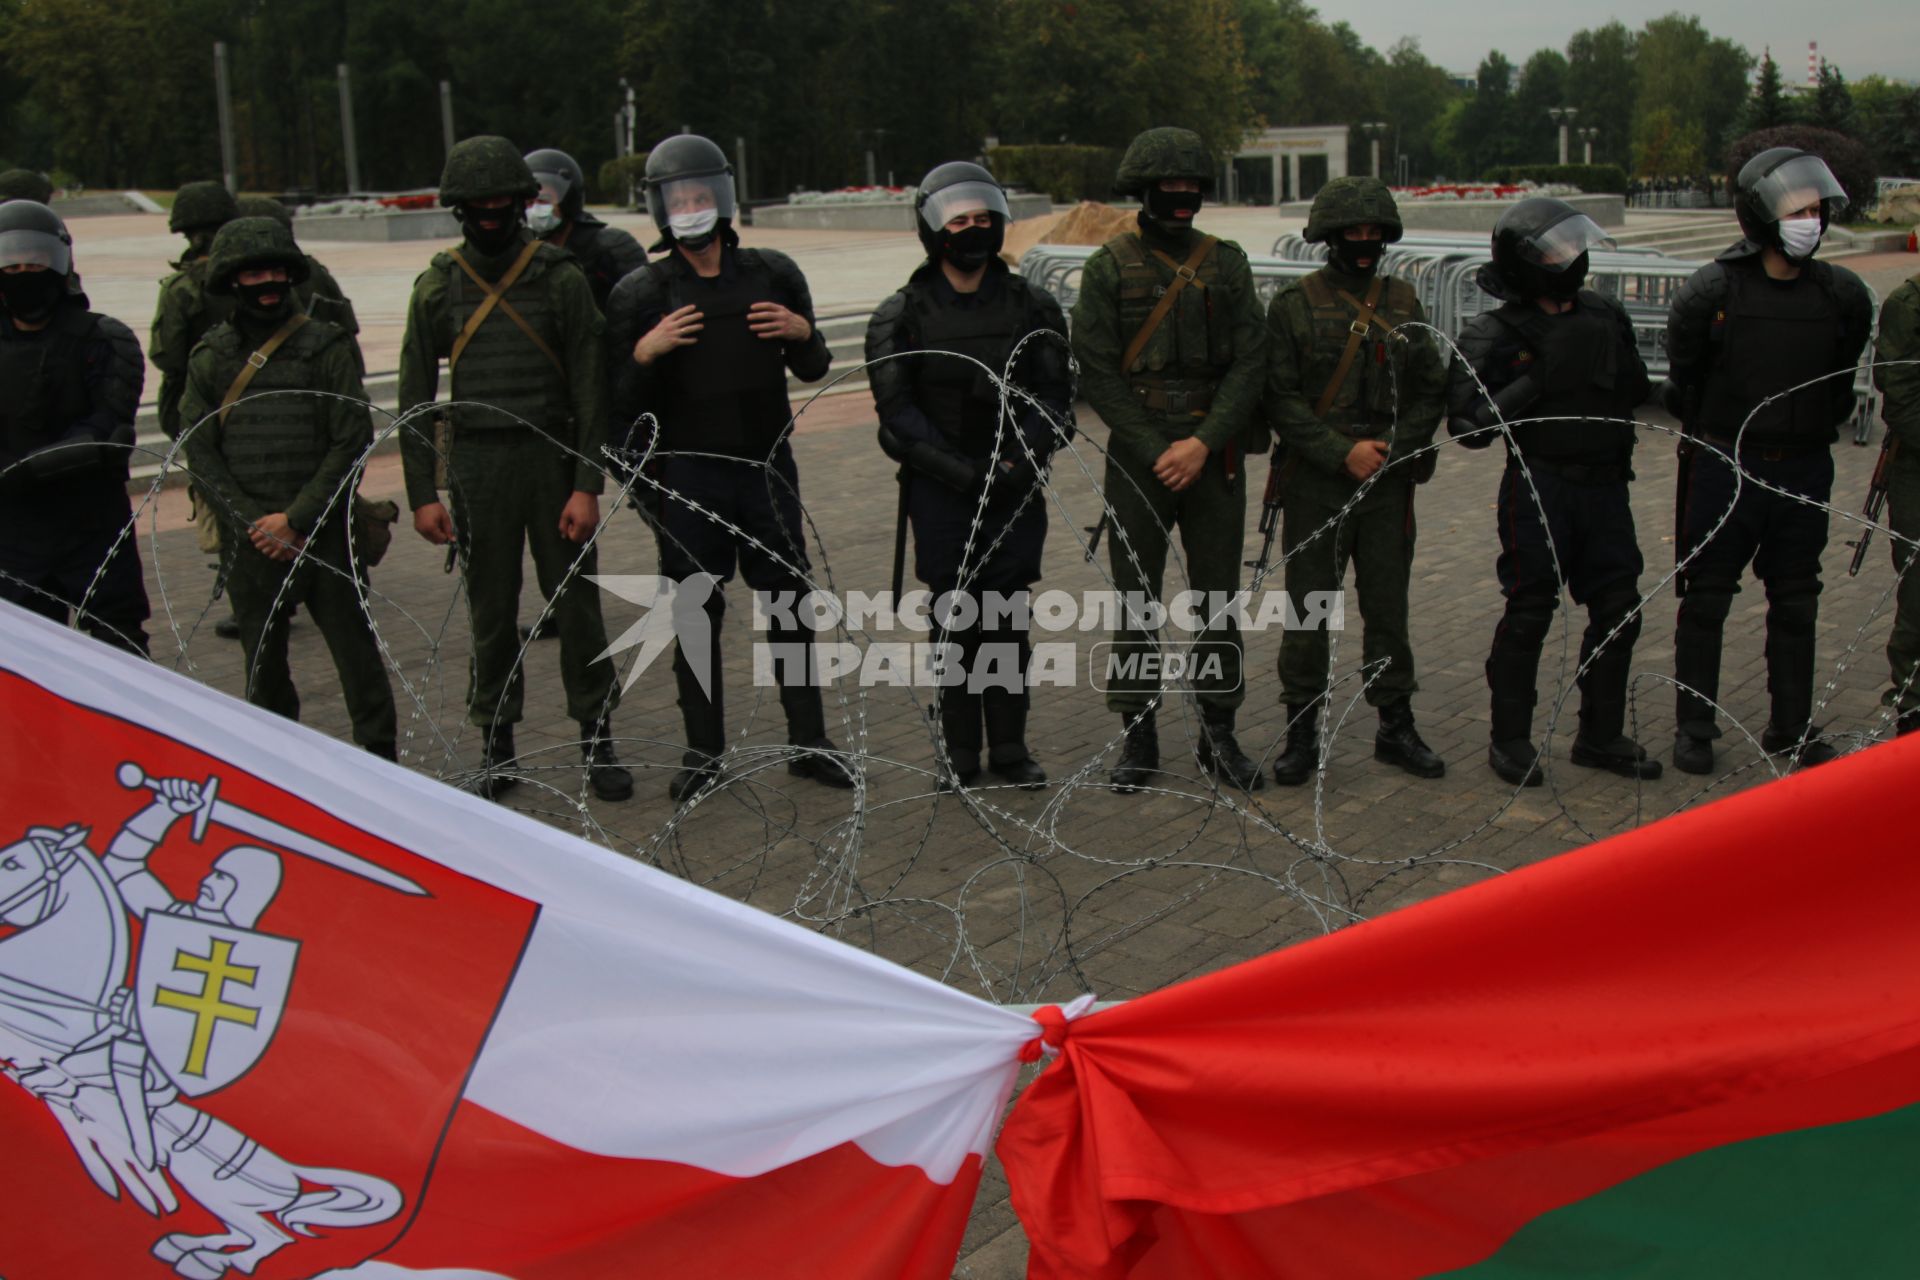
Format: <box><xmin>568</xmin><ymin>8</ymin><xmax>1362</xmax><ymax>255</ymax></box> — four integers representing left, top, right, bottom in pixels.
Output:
<box><xmin>1495</xmin><ymin>593</ymin><xmax>1558</xmax><ymax>653</ymax></box>
<box><xmin>1765</xmin><ymin>577</ymin><xmax>1821</xmax><ymax>637</ymax></box>
<box><xmin>1677</xmin><ymin>587</ymin><xmax>1733</xmax><ymax>631</ymax></box>
<box><xmin>1587</xmin><ymin>583</ymin><xmax>1643</xmax><ymax>646</ymax></box>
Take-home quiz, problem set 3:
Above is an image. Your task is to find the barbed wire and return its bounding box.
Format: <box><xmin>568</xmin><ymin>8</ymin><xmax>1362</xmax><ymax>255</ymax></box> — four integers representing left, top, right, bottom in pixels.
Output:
<box><xmin>6</xmin><ymin>337</ymin><xmax>1917</xmax><ymax>1010</ymax></box>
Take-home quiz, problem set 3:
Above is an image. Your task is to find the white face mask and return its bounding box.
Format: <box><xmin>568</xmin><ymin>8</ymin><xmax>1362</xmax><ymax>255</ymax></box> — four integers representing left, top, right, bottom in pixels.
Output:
<box><xmin>1777</xmin><ymin>218</ymin><xmax>1822</xmax><ymax>261</ymax></box>
<box><xmin>527</xmin><ymin>201</ymin><xmax>561</xmax><ymax>235</ymax></box>
<box><xmin>668</xmin><ymin>208</ymin><xmax>719</xmax><ymax>241</ymax></box>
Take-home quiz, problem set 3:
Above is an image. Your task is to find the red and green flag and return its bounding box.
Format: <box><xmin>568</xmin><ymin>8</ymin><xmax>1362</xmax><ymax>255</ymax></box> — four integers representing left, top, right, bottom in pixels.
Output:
<box><xmin>999</xmin><ymin>735</ymin><xmax>1920</xmax><ymax>1278</ymax></box>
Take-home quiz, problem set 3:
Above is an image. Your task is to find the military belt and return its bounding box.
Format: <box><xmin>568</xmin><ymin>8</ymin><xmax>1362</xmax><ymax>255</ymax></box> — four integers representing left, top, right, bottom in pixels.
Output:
<box><xmin>1134</xmin><ymin>385</ymin><xmax>1212</xmax><ymax>416</ymax></box>
<box><xmin>1513</xmin><ymin>454</ymin><xmax>1632</xmax><ymax>485</ymax></box>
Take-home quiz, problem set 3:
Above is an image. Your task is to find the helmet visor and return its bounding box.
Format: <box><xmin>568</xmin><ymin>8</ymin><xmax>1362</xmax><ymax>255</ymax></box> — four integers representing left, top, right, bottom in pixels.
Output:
<box><xmin>1749</xmin><ymin>154</ymin><xmax>1847</xmax><ymax>222</ymax></box>
<box><xmin>651</xmin><ymin>173</ymin><xmax>736</xmax><ymax>235</ymax></box>
<box><xmin>0</xmin><ymin>228</ymin><xmax>71</xmax><ymax>275</ymax></box>
<box><xmin>918</xmin><ymin>180</ymin><xmax>1010</xmax><ymax>232</ymax></box>
<box><xmin>1516</xmin><ymin>212</ymin><xmax>1614</xmax><ymax>271</ymax></box>
<box><xmin>531</xmin><ymin>171</ymin><xmax>575</xmax><ymax>208</ymax></box>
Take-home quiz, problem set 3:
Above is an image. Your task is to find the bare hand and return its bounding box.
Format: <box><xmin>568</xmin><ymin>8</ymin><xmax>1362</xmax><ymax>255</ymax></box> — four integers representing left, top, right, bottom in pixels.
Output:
<box><xmin>559</xmin><ymin>491</ymin><xmax>600</xmax><ymax>543</ymax></box>
<box><xmin>413</xmin><ymin>501</ymin><xmax>456</xmax><ymax>545</ymax></box>
<box><xmin>249</xmin><ymin>512</ymin><xmax>305</xmax><ymax>562</ymax></box>
<box><xmin>1344</xmin><ymin>440</ymin><xmax>1390</xmax><ymax>481</ymax></box>
<box><xmin>1152</xmin><ymin>438</ymin><xmax>1209</xmax><ymax>492</ymax></box>
<box><xmin>634</xmin><ymin>305</ymin><xmax>703</xmax><ymax>365</ymax></box>
<box><xmin>748</xmin><ymin>301</ymin><xmax>811</xmax><ymax>343</ymax></box>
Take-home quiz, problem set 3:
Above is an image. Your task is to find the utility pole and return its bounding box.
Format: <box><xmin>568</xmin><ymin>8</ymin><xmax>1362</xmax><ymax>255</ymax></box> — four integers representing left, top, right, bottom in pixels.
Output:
<box><xmin>439</xmin><ymin>81</ymin><xmax>456</xmax><ymax>158</ymax></box>
<box><xmin>213</xmin><ymin>42</ymin><xmax>238</xmax><ymax>194</ymax></box>
<box><xmin>1360</xmin><ymin>122</ymin><xmax>1389</xmax><ymax>180</ymax></box>
<box><xmin>1577</xmin><ymin>127</ymin><xmax>1600</xmax><ymax>167</ymax></box>
<box><xmin>337</xmin><ymin>64</ymin><xmax>362</xmax><ymax>193</ymax></box>
<box><xmin>1548</xmin><ymin>106</ymin><xmax>1577</xmax><ymax>167</ymax></box>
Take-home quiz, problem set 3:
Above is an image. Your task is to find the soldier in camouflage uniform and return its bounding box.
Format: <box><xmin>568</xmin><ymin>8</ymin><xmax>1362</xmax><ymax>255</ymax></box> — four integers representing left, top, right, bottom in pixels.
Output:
<box><xmin>1071</xmin><ymin>126</ymin><xmax>1268</xmax><ymax>795</ymax></box>
<box><xmin>235</xmin><ymin>195</ymin><xmax>363</xmax><ymax>370</ymax></box>
<box><xmin>1265</xmin><ymin>176</ymin><xmax>1448</xmax><ymax>786</ymax></box>
<box><xmin>179</xmin><ymin>217</ymin><xmax>397</xmax><ymax>759</ymax></box>
<box><xmin>1874</xmin><ymin>269</ymin><xmax>1920</xmax><ymax>735</ymax></box>
<box><xmin>0</xmin><ymin>169</ymin><xmax>55</xmax><ymax>204</ymax></box>
<box><xmin>398</xmin><ymin>135</ymin><xmax>630</xmax><ymax>803</ymax></box>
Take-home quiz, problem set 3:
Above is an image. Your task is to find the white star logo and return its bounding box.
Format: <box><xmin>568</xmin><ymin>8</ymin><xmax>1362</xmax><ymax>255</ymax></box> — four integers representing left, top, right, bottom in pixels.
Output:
<box><xmin>588</xmin><ymin>574</ymin><xmax>717</xmax><ymax>696</ymax></box>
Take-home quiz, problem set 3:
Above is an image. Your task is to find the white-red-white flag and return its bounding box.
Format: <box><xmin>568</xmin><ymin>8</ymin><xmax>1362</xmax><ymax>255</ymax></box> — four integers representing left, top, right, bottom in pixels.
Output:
<box><xmin>0</xmin><ymin>603</ymin><xmax>1039</xmax><ymax>1280</ymax></box>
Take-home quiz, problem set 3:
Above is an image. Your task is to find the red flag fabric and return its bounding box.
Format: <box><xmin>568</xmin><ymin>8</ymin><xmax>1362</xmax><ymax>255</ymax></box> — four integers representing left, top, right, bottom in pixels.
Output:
<box><xmin>997</xmin><ymin>733</ymin><xmax>1920</xmax><ymax>1278</ymax></box>
<box><xmin>0</xmin><ymin>602</ymin><xmax>1038</xmax><ymax>1280</ymax></box>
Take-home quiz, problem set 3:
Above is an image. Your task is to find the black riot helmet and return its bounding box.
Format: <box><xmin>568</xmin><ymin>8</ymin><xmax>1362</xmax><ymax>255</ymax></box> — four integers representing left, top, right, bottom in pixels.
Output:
<box><xmin>0</xmin><ymin>198</ymin><xmax>78</xmax><ymax>322</ymax></box>
<box><xmin>1488</xmin><ymin>197</ymin><xmax>1614</xmax><ymax>301</ymax></box>
<box><xmin>1733</xmin><ymin>147</ymin><xmax>1847</xmax><ymax>252</ymax></box>
<box><xmin>643</xmin><ymin>135</ymin><xmax>735</xmax><ymax>251</ymax></box>
<box><xmin>524</xmin><ymin>147</ymin><xmax>586</xmax><ymax>233</ymax></box>
<box><xmin>914</xmin><ymin>161</ymin><xmax>1010</xmax><ymax>269</ymax></box>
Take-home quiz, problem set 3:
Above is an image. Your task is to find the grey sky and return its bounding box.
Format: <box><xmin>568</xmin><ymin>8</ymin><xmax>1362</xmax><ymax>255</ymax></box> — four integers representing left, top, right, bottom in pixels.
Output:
<box><xmin>1337</xmin><ymin>3</ymin><xmax>1917</xmax><ymax>84</ymax></box>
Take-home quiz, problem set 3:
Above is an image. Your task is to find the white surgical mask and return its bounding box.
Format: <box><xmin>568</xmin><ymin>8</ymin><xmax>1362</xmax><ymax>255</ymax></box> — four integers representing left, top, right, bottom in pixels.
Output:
<box><xmin>669</xmin><ymin>208</ymin><xmax>719</xmax><ymax>240</ymax></box>
<box><xmin>528</xmin><ymin>201</ymin><xmax>561</xmax><ymax>235</ymax></box>
<box><xmin>1777</xmin><ymin>218</ymin><xmax>1822</xmax><ymax>261</ymax></box>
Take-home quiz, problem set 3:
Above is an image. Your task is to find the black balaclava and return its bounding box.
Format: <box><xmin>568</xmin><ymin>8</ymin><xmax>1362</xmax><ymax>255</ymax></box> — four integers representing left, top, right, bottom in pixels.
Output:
<box><xmin>1519</xmin><ymin>251</ymin><xmax>1589</xmax><ymax>302</ymax></box>
<box><xmin>1329</xmin><ymin>235</ymin><xmax>1384</xmax><ymax>276</ymax></box>
<box><xmin>234</xmin><ymin>277</ymin><xmax>293</xmax><ymax>326</ymax></box>
<box><xmin>939</xmin><ymin>221</ymin><xmax>1003</xmax><ymax>272</ymax></box>
<box><xmin>0</xmin><ymin>269</ymin><xmax>66</xmax><ymax>324</ymax></box>
<box><xmin>460</xmin><ymin>201</ymin><xmax>525</xmax><ymax>256</ymax></box>
<box><xmin>1142</xmin><ymin>187</ymin><xmax>1203</xmax><ymax>235</ymax></box>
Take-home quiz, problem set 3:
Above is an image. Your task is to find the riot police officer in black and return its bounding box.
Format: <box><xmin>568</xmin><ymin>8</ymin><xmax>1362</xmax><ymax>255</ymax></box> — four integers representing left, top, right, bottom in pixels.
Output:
<box><xmin>606</xmin><ymin>134</ymin><xmax>855</xmax><ymax>800</ymax></box>
<box><xmin>1665</xmin><ymin>148</ymin><xmax>1873</xmax><ymax>774</ymax></box>
<box><xmin>1449</xmin><ymin>198</ymin><xmax>1657</xmax><ymax>785</ymax></box>
<box><xmin>0</xmin><ymin>200</ymin><xmax>149</xmax><ymax>653</ymax></box>
<box><xmin>525</xmin><ymin>147</ymin><xmax>648</xmax><ymax>313</ymax></box>
<box><xmin>866</xmin><ymin>162</ymin><xmax>1072</xmax><ymax>790</ymax></box>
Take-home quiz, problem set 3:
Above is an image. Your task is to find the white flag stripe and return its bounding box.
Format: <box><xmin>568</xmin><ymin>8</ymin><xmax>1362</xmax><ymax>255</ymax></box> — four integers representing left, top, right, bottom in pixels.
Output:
<box><xmin>0</xmin><ymin>605</ymin><xmax>1037</xmax><ymax>1182</ymax></box>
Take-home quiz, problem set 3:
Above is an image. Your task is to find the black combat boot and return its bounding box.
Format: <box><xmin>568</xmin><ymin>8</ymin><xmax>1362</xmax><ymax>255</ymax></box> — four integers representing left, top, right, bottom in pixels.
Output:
<box><xmin>1271</xmin><ymin>704</ymin><xmax>1319</xmax><ymax>787</ymax></box>
<box><xmin>1900</xmin><ymin>709</ymin><xmax>1920</xmax><ymax>737</ymax></box>
<box><xmin>214</xmin><ymin>614</ymin><xmax>242</xmax><ymax>640</ymax></box>
<box><xmin>937</xmin><ymin>688</ymin><xmax>983</xmax><ymax>792</ymax></box>
<box><xmin>1375</xmin><ymin>700</ymin><xmax>1445</xmax><ymax>778</ymax></box>
<box><xmin>1571</xmin><ymin>622</ymin><xmax>1661</xmax><ymax>780</ymax></box>
<box><xmin>1486</xmin><ymin>652</ymin><xmax>1542</xmax><ymax>787</ymax></box>
<box><xmin>781</xmin><ymin>684</ymin><xmax>856</xmax><ymax>789</ymax></box>
<box><xmin>983</xmin><ymin>688</ymin><xmax>1046</xmax><ymax>790</ymax></box>
<box><xmin>1673</xmin><ymin>625</ymin><xmax>1723</xmax><ymax>775</ymax></box>
<box><xmin>1110</xmin><ymin>710</ymin><xmax>1158</xmax><ymax>793</ymax></box>
<box><xmin>1759</xmin><ymin>722</ymin><xmax>1839</xmax><ymax>770</ymax></box>
<box><xmin>1196</xmin><ymin>708</ymin><xmax>1263</xmax><ymax>791</ymax></box>
<box><xmin>366</xmin><ymin>740</ymin><xmax>399</xmax><ymax>763</ymax></box>
<box><xmin>670</xmin><ymin>645</ymin><xmax>726</xmax><ymax>801</ymax></box>
<box><xmin>580</xmin><ymin>716</ymin><xmax>634</xmax><ymax>802</ymax></box>
<box><xmin>1760</xmin><ymin>631</ymin><xmax>1836</xmax><ymax>769</ymax></box>
<box><xmin>466</xmin><ymin>722</ymin><xmax>520</xmax><ymax>802</ymax></box>
<box><xmin>669</xmin><ymin>750</ymin><xmax>721</xmax><ymax>801</ymax></box>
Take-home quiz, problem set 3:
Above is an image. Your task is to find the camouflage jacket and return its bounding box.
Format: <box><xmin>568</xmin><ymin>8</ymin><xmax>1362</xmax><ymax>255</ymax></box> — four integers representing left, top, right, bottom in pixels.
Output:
<box><xmin>1069</xmin><ymin>220</ymin><xmax>1267</xmax><ymax>470</ymax></box>
<box><xmin>1875</xmin><ymin>272</ymin><xmax>1920</xmax><ymax>461</ymax></box>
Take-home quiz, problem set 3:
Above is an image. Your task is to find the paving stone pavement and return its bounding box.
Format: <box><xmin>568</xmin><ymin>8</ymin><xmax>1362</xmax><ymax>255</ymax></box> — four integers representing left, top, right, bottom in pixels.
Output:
<box><xmin>66</xmin><ymin>207</ymin><xmax>1920</xmax><ymax>1276</ymax></box>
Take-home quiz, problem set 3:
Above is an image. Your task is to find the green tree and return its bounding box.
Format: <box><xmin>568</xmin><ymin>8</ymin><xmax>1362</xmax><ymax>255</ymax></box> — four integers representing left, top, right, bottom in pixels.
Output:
<box><xmin>1744</xmin><ymin>47</ymin><xmax>1796</xmax><ymax>133</ymax></box>
<box><xmin>1808</xmin><ymin>60</ymin><xmax>1859</xmax><ymax>137</ymax></box>
<box><xmin>1458</xmin><ymin>51</ymin><xmax>1523</xmax><ymax>174</ymax></box>
<box><xmin>1564</xmin><ymin>21</ymin><xmax>1635</xmax><ymax>169</ymax></box>
<box><xmin>1855</xmin><ymin>75</ymin><xmax>1920</xmax><ymax>178</ymax></box>
<box><xmin>1633</xmin><ymin>105</ymin><xmax>1704</xmax><ymax>178</ymax></box>
<box><xmin>1633</xmin><ymin>14</ymin><xmax>1750</xmax><ymax>177</ymax></box>
<box><xmin>1379</xmin><ymin>37</ymin><xmax>1461</xmax><ymax>180</ymax></box>
<box><xmin>1514</xmin><ymin>48</ymin><xmax>1570</xmax><ymax>166</ymax></box>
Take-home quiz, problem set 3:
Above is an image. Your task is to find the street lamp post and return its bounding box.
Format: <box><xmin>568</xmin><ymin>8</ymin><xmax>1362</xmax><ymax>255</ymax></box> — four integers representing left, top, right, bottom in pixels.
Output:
<box><xmin>1360</xmin><ymin>121</ymin><xmax>1389</xmax><ymax>179</ymax></box>
<box><xmin>1547</xmin><ymin>107</ymin><xmax>1577</xmax><ymax>166</ymax></box>
<box><xmin>1576</xmin><ymin>126</ymin><xmax>1600</xmax><ymax>167</ymax></box>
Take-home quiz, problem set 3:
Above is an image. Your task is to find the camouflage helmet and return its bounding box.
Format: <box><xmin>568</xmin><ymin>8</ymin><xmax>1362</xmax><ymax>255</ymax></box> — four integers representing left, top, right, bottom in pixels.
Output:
<box><xmin>438</xmin><ymin>135</ymin><xmax>539</xmax><ymax>206</ymax></box>
<box><xmin>1113</xmin><ymin>127</ymin><xmax>1215</xmax><ymax>198</ymax></box>
<box><xmin>169</xmin><ymin>180</ymin><xmax>239</xmax><ymax>234</ymax></box>
<box><xmin>236</xmin><ymin>195</ymin><xmax>295</xmax><ymax>230</ymax></box>
<box><xmin>1303</xmin><ymin>176</ymin><xmax>1403</xmax><ymax>245</ymax></box>
<box><xmin>0</xmin><ymin>168</ymin><xmax>54</xmax><ymax>204</ymax></box>
<box><xmin>204</xmin><ymin>216</ymin><xmax>311</xmax><ymax>295</ymax></box>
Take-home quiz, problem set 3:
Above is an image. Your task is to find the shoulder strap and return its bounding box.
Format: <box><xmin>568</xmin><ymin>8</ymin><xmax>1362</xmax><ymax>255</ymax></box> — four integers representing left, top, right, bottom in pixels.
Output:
<box><xmin>1103</xmin><ymin>233</ymin><xmax>1147</xmax><ymax>267</ymax></box>
<box><xmin>448</xmin><ymin>240</ymin><xmax>558</xmax><ymax>373</ymax></box>
<box><xmin>217</xmin><ymin>313</ymin><xmax>310</xmax><ymax>426</ymax></box>
<box><xmin>1313</xmin><ymin>272</ymin><xmax>1386</xmax><ymax>419</ymax></box>
<box><xmin>1120</xmin><ymin>234</ymin><xmax>1218</xmax><ymax>374</ymax></box>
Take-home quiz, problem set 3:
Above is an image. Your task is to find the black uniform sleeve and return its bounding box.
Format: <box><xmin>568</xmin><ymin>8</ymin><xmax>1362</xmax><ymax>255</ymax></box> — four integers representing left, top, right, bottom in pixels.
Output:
<box><xmin>1605</xmin><ymin>296</ymin><xmax>1652</xmax><ymax>411</ymax></box>
<box><xmin>760</xmin><ymin>249</ymin><xmax>832</xmax><ymax>383</ymax></box>
<box><xmin>1015</xmin><ymin>284</ymin><xmax>1074</xmax><ymax>457</ymax></box>
<box><xmin>864</xmin><ymin>289</ymin><xmax>941</xmax><ymax>454</ymax></box>
<box><xmin>1664</xmin><ymin>262</ymin><xmax>1729</xmax><ymax>430</ymax></box>
<box><xmin>1830</xmin><ymin>266</ymin><xmax>1876</xmax><ymax>427</ymax></box>
<box><xmin>604</xmin><ymin>263</ymin><xmax>669</xmax><ymax>450</ymax></box>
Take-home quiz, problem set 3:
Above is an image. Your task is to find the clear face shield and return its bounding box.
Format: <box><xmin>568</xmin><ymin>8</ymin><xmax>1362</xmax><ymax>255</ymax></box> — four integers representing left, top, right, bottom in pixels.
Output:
<box><xmin>1518</xmin><ymin>211</ymin><xmax>1615</xmax><ymax>272</ymax></box>
<box><xmin>528</xmin><ymin>171</ymin><xmax>573</xmax><ymax>234</ymax></box>
<box><xmin>0</xmin><ymin>228</ymin><xmax>71</xmax><ymax>277</ymax></box>
<box><xmin>1749</xmin><ymin>154</ymin><xmax>1847</xmax><ymax>223</ymax></box>
<box><xmin>918</xmin><ymin>180</ymin><xmax>1010</xmax><ymax>232</ymax></box>
<box><xmin>652</xmin><ymin>173</ymin><xmax>737</xmax><ymax>243</ymax></box>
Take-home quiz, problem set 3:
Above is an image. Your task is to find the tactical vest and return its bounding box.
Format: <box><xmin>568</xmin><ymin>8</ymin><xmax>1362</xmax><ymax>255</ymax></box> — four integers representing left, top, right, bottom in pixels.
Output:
<box><xmin>0</xmin><ymin>307</ymin><xmax>96</xmax><ymax>466</ymax></box>
<box><xmin>1699</xmin><ymin>262</ymin><xmax>1844</xmax><ymax>448</ymax></box>
<box><xmin>907</xmin><ymin>274</ymin><xmax>1033</xmax><ymax>459</ymax></box>
<box><xmin>1298</xmin><ymin>269</ymin><xmax>1422</xmax><ymax>440</ymax></box>
<box><xmin>1106</xmin><ymin>232</ymin><xmax>1234</xmax><ymax>406</ymax></box>
<box><xmin>1491</xmin><ymin>296</ymin><xmax>1635</xmax><ymax>464</ymax></box>
<box><xmin>654</xmin><ymin>252</ymin><xmax>791</xmax><ymax>458</ymax></box>
<box><xmin>202</xmin><ymin>321</ymin><xmax>350</xmax><ymax>519</ymax></box>
<box><xmin>445</xmin><ymin>249</ymin><xmax>572</xmax><ymax>434</ymax></box>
